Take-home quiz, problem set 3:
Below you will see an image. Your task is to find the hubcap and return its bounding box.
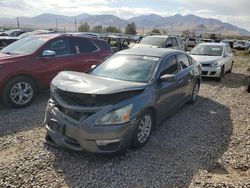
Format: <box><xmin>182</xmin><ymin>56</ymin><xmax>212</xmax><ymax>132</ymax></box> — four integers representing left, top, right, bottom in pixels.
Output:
<box><xmin>192</xmin><ymin>83</ymin><xmax>199</xmax><ymax>101</ymax></box>
<box><xmin>137</xmin><ymin>114</ymin><xmax>152</xmax><ymax>144</ymax></box>
<box><xmin>10</xmin><ymin>82</ymin><xmax>33</xmax><ymax>105</ymax></box>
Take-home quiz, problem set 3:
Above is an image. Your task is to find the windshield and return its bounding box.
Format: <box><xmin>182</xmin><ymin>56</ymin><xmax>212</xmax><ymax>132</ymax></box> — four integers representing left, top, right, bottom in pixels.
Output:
<box><xmin>140</xmin><ymin>37</ymin><xmax>166</xmax><ymax>47</ymax></box>
<box><xmin>1</xmin><ymin>36</ymin><xmax>48</xmax><ymax>55</ymax></box>
<box><xmin>91</xmin><ymin>54</ymin><xmax>159</xmax><ymax>83</ymax></box>
<box><xmin>191</xmin><ymin>45</ymin><xmax>223</xmax><ymax>56</ymax></box>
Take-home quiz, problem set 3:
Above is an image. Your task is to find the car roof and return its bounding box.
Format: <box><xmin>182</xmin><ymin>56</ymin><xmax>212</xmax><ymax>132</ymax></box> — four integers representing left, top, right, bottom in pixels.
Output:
<box><xmin>145</xmin><ymin>35</ymin><xmax>169</xmax><ymax>38</ymax></box>
<box><xmin>29</xmin><ymin>33</ymin><xmax>62</xmax><ymax>39</ymax></box>
<box><xmin>199</xmin><ymin>42</ymin><xmax>227</xmax><ymax>46</ymax></box>
<box><xmin>0</xmin><ymin>36</ymin><xmax>19</xmax><ymax>40</ymax></box>
<box><xmin>116</xmin><ymin>48</ymin><xmax>183</xmax><ymax>57</ymax></box>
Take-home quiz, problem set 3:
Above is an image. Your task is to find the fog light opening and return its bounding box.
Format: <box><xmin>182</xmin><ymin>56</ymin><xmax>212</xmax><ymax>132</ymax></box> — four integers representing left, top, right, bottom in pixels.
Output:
<box><xmin>96</xmin><ymin>139</ymin><xmax>121</xmax><ymax>146</ymax></box>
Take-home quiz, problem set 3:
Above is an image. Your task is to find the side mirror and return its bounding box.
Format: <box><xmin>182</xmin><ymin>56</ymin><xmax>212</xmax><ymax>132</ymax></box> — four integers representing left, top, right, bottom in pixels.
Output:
<box><xmin>160</xmin><ymin>74</ymin><xmax>176</xmax><ymax>82</ymax></box>
<box><xmin>223</xmin><ymin>53</ymin><xmax>228</xmax><ymax>58</ymax></box>
<box><xmin>42</xmin><ymin>50</ymin><xmax>56</xmax><ymax>57</ymax></box>
<box><xmin>91</xmin><ymin>64</ymin><xmax>97</xmax><ymax>70</ymax></box>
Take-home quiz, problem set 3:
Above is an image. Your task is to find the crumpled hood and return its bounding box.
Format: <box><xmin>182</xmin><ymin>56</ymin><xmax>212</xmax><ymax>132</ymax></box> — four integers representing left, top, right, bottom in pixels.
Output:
<box><xmin>191</xmin><ymin>55</ymin><xmax>222</xmax><ymax>64</ymax></box>
<box><xmin>52</xmin><ymin>71</ymin><xmax>147</xmax><ymax>94</ymax></box>
<box><xmin>132</xmin><ymin>43</ymin><xmax>159</xmax><ymax>49</ymax></box>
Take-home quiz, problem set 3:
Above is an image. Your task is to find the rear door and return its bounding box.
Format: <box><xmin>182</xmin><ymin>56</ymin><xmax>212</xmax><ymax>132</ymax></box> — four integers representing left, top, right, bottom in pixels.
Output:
<box><xmin>69</xmin><ymin>37</ymin><xmax>102</xmax><ymax>72</ymax></box>
<box><xmin>176</xmin><ymin>54</ymin><xmax>194</xmax><ymax>100</ymax></box>
<box><xmin>224</xmin><ymin>45</ymin><xmax>233</xmax><ymax>71</ymax></box>
<box><xmin>171</xmin><ymin>37</ymin><xmax>180</xmax><ymax>50</ymax></box>
<box><xmin>165</xmin><ymin>38</ymin><xmax>173</xmax><ymax>48</ymax></box>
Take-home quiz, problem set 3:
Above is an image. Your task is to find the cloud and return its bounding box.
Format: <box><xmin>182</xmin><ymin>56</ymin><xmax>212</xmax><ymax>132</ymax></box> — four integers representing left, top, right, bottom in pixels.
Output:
<box><xmin>0</xmin><ymin>0</ymin><xmax>249</xmax><ymax>31</ymax></box>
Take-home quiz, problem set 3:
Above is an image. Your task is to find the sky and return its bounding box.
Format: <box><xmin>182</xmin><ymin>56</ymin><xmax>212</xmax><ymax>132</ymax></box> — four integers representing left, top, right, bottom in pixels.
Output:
<box><xmin>0</xmin><ymin>0</ymin><xmax>250</xmax><ymax>31</ymax></box>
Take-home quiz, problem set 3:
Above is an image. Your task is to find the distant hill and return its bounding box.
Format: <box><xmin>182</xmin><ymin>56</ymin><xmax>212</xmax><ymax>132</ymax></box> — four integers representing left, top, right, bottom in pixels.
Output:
<box><xmin>0</xmin><ymin>13</ymin><xmax>249</xmax><ymax>36</ymax></box>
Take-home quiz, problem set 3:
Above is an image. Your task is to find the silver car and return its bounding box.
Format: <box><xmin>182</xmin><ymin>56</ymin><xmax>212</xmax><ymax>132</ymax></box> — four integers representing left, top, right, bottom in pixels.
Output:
<box><xmin>133</xmin><ymin>35</ymin><xmax>185</xmax><ymax>51</ymax></box>
<box><xmin>190</xmin><ymin>43</ymin><xmax>234</xmax><ymax>81</ymax></box>
<box><xmin>44</xmin><ymin>48</ymin><xmax>201</xmax><ymax>153</ymax></box>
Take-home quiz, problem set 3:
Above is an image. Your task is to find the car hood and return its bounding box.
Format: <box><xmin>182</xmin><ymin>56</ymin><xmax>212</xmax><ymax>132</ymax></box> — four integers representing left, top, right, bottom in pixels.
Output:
<box><xmin>52</xmin><ymin>71</ymin><xmax>147</xmax><ymax>95</ymax></box>
<box><xmin>190</xmin><ymin>55</ymin><xmax>222</xmax><ymax>64</ymax></box>
<box><xmin>0</xmin><ymin>53</ymin><xmax>27</xmax><ymax>64</ymax></box>
<box><xmin>132</xmin><ymin>43</ymin><xmax>159</xmax><ymax>48</ymax></box>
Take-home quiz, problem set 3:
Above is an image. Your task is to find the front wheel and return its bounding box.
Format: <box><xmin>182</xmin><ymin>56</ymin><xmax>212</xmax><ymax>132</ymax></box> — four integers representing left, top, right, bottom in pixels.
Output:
<box><xmin>228</xmin><ymin>62</ymin><xmax>234</xmax><ymax>73</ymax></box>
<box><xmin>131</xmin><ymin>110</ymin><xmax>154</xmax><ymax>149</ymax></box>
<box><xmin>3</xmin><ymin>76</ymin><xmax>37</xmax><ymax>108</ymax></box>
<box><xmin>189</xmin><ymin>81</ymin><xmax>200</xmax><ymax>104</ymax></box>
<box><xmin>217</xmin><ymin>66</ymin><xmax>225</xmax><ymax>81</ymax></box>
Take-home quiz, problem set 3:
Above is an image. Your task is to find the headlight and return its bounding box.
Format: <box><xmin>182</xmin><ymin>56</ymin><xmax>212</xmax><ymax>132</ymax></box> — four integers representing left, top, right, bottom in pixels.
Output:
<box><xmin>50</xmin><ymin>83</ymin><xmax>57</xmax><ymax>93</ymax></box>
<box><xmin>95</xmin><ymin>104</ymin><xmax>133</xmax><ymax>125</ymax></box>
<box><xmin>210</xmin><ymin>61</ymin><xmax>220</xmax><ymax>68</ymax></box>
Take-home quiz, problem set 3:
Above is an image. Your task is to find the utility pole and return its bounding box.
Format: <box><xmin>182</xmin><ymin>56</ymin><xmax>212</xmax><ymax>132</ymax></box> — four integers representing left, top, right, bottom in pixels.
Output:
<box><xmin>56</xmin><ymin>18</ymin><xmax>58</xmax><ymax>31</ymax></box>
<box><xmin>16</xmin><ymin>17</ymin><xmax>20</xmax><ymax>29</ymax></box>
<box><xmin>74</xmin><ymin>18</ymin><xmax>77</xmax><ymax>32</ymax></box>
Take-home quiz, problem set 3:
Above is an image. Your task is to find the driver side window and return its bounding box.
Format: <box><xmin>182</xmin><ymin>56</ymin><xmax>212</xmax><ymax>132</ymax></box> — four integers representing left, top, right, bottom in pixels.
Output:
<box><xmin>166</xmin><ymin>38</ymin><xmax>173</xmax><ymax>48</ymax></box>
<box><xmin>45</xmin><ymin>38</ymin><xmax>70</xmax><ymax>56</ymax></box>
<box><xmin>160</xmin><ymin>55</ymin><xmax>180</xmax><ymax>76</ymax></box>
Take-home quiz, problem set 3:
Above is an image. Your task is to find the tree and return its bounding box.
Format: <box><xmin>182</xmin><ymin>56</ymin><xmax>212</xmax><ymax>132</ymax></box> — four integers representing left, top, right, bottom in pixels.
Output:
<box><xmin>92</xmin><ymin>25</ymin><xmax>103</xmax><ymax>33</ymax></box>
<box><xmin>78</xmin><ymin>22</ymin><xmax>90</xmax><ymax>32</ymax></box>
<box><xmin>125</xmin><ymin>22</ymin><xmax>137</xmax><ymax>35</ymax></box>
<box><xmin>151</xmin><ymin>29</ymin><xmax>160</xmax><ymax>34</ymax></box>
<box><xmin>105</xmin><ymin>26</ymin><xmax>121</xmax><ymax>33</ymax></box>
<box><xmin>182</xmin><ymin>29</ymin><xmax>191</xmax><ymax>37</ymax></box>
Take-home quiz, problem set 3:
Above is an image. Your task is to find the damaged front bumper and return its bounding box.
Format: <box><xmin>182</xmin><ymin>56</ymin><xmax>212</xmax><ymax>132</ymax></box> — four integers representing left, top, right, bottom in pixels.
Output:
<box><xmin>44</xmin><ymin>99</ymin><xmax>137</xmax><ymax>153</ymax></box>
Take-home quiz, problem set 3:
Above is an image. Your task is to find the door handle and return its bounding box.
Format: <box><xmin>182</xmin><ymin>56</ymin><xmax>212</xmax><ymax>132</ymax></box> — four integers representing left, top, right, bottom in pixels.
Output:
<box><xmin>178</xmin><ymin>79</ymin><xmax>183</xmax><ymax>84</ymax></box>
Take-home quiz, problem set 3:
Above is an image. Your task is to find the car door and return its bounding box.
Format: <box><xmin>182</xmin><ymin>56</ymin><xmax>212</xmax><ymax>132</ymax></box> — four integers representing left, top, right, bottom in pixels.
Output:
<box><xmin>35</xmin><ymin>37</ymin><xmax>74</xmax><ymax>87</ymax></box>
<box><xmin>176</xmin><ymin>54</ymin><xmax>194</xmax><ymax>100</ymax></box>
<box><xmin>171</xmin><ymin>37</ymin><xmax>180</xmax><ymax>50</ymax></box>
<box><xmin>165</xmin><ymin>38</ymin><xmax>173</xmax><ymax>48</ymax></box>
<box><xmin>69</xmin><ymin>37</ymin><xmax>102</xmax><ymax>72</ymax></box>
<box><xmin>155</xmin><ymin>55</ymin><xmax>183</xmax><ymax>118</ymax></box>
<box><xmin>224</xmin><ymin>45</ymin><xmax>233</xmax><ymax>71</ymax></box>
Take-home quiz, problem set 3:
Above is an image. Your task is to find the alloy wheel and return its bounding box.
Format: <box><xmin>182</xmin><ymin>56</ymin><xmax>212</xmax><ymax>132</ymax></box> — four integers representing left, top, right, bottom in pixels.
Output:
<box><xmin>10</xmin><ymin>82</ymin><xmax>34</xmax><ymax>105</ymax></box>
<box><xmin>137</xmin><ymin>114</ymin><xmax>152</xmax><ymax>144</ymax></box>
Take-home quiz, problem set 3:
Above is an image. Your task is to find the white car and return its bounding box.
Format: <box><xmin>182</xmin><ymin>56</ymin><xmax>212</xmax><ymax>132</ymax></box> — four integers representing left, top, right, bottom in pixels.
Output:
<box><xmin>190</xmin><ymin>43</ymin><xmax>234</xmax><ymax>81</ymax></box>
<box><xmin>133</xmin><ymin>35</ymin><xmax>185</xmax><ymax>51</ymax></box>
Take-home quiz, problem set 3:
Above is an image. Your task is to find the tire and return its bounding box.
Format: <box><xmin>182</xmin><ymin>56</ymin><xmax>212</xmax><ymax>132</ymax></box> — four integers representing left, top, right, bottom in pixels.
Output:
<box><xmin>217</xmin><ymin>66</ymin><xmax>225</xmax><ymax>81</ymax></box>
<box><xmin>189</xmin><ymin>80</ymin><xmax>200</xmax><ymax>104</ymax></box>
<box><xmin>228</xmin><ymin>62</ymin><xmax>233</xmax><ymax>73</ymax></box>
<box><xmin>247</xmin><ymin>76</ymin><xmax>250</xmax><ymax>93</ymax></box>
<box><xmin>131</xmin><ymin>110</ymin><xmax>154</xmax><ymax>149</ymax></box>
<box><xmin>3</xmin><ymin>76</ymin><xmax>37</xmax><ymax>108</ymax></box>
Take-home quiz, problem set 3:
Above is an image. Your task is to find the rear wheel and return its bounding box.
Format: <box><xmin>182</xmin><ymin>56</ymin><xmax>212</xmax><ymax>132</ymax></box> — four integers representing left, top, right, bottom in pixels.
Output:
<box><xmin>3</xmin><ymin>76</ymin><xmax>37</xmax><ymax>108</ymax></box>
<box><xmin>247</xmin><ymin>76</ymin><xmax>250</xmax><ymax>93</ymax></box>
<box><xmin>132</xmin><ymin>110</ymin><xmax>154</xmax><ymax>149</ymax></box>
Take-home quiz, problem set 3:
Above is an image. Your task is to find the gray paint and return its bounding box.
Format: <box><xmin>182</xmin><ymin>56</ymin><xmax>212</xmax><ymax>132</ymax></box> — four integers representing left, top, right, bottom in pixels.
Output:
<box><xmin>45</xmin><ymin>48</ymin><xmax>202</xmax><ymax>153</ymax></box>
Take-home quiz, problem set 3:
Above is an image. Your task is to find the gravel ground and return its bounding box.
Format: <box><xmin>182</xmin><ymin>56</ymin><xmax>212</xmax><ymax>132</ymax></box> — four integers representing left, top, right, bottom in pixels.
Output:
<box><xmin>0</xmin><ymin>54</ymin><xmax>249</xmax><ymax>188</ymax></box>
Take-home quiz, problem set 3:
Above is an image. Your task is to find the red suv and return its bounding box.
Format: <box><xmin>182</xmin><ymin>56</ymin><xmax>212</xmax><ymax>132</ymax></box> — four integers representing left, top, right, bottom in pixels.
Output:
<box><xmin>0</xmin><ymin>34</ymin><xmax>112</xmax><ymax>108</ymax></box>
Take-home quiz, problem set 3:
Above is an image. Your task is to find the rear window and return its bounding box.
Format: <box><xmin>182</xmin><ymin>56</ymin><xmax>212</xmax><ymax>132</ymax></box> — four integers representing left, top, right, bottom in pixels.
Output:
<box><xmin>71</xmin><ymin>37</ymin><xmax>98</xmax><ymax>53</ymax></box>
<box><xmin>95</xmin><ymin>40</ymin><xmax>111</xmax><ymax>51</ymax></box>
<box><xmin>140</xmin><ymin>36</ymin><xmax>166</xmax><ymax>47</ymax></box>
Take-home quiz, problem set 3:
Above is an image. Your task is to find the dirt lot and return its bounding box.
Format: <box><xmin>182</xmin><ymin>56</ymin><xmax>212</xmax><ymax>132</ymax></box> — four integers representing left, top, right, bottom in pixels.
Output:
<box><xmin>0</xmin><ymin>52</ymin><xmax>249</xmax><ymax>188</ymax></box>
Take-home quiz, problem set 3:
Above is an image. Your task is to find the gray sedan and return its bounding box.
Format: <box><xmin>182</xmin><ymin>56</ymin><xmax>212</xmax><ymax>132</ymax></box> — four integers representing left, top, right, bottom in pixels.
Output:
<box><xmin>44</xmin><ymin>48</ymin><xmax>202</xmax><ymax>153</ymax></box>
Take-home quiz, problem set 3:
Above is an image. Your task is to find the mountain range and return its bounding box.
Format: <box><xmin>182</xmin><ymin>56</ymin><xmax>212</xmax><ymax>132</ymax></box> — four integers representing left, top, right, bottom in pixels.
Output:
<box><xmin>0</xmin><ymin>13</ymin><xmax>249</xmax><ymax>36</ymax></box>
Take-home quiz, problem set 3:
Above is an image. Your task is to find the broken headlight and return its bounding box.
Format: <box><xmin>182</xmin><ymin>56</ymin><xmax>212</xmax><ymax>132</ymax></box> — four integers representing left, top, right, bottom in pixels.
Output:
<box><xmin>95</xmin><ymin>104</ymin><xmax>133</xmax><ymax>125</ymax></box>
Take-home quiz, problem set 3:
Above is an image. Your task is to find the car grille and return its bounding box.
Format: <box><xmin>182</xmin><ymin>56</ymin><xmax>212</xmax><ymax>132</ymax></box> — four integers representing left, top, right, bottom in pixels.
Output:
<box><xmin>202</xmin><ymin>71</ymin><xmax>208</xmax><ymax>75</ymax></box>
<box><xmin>54</xmin><ymin>88</ymin><xmax>142</xmax><ymax>107</ymax></box>
<box><xmin>202</xmin><ymin>64</ymin><xmax>210</xmax><ymax>67</ymax></box>
<box><xmin>57</xmin><ymin>106</ymin><xmax>94</xmax><ymax>122</ymax></box>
